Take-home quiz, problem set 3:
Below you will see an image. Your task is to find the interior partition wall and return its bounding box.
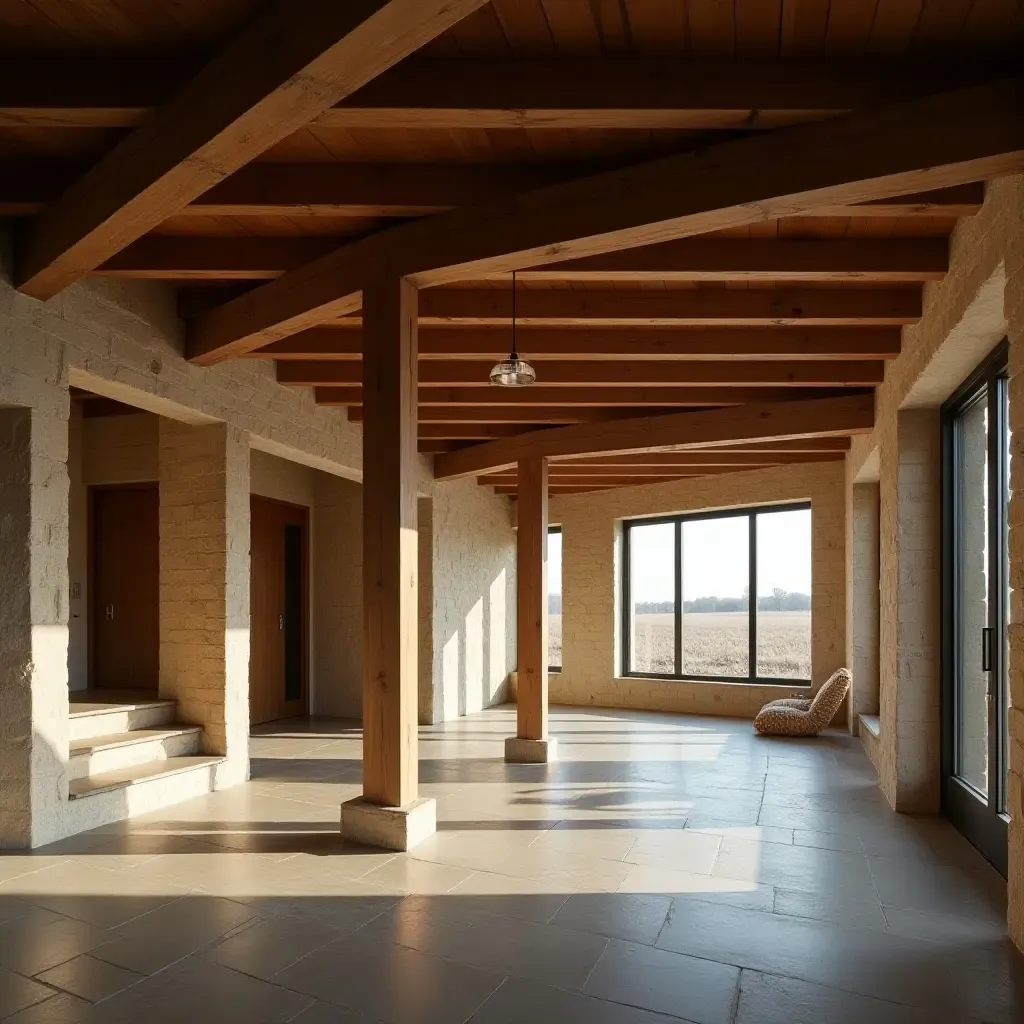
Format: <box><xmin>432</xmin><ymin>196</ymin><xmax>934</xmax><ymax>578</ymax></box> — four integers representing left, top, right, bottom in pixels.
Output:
<box><xmin>942</xmin><ymin>340</ymin><xmax>1010</xmax><ymax>875</ymax></box>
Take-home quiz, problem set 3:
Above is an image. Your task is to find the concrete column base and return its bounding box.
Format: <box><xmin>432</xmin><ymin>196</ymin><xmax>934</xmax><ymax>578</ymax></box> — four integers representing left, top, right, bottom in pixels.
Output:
<box><xmin>504</xmin><ymin>736</ymin><xmax>558</xmax><ymax>764</ymax></box>
<box><xmin>340</xmin><ymin>796</ymin><xmax>437</xmax><ymax>851</ymax></box>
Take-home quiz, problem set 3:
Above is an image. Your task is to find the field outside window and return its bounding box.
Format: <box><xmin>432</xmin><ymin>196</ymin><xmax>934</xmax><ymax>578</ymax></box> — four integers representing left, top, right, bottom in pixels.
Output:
<box><xmin>622</xmin><ymin>503</ymin><xmax>811</xmax><ymax>684</ymax></box>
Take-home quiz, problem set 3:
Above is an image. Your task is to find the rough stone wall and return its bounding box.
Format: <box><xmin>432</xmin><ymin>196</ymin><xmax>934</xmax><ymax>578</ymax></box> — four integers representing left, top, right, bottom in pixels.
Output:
<box><xmin>428</xmin><ymin>478</ymin><xmax>517</xmax><ymax>723</ymax></box>
<box><xmin>158</xmin><ymin>420</ymin><xmax>250</xmax><ymax>786</ymax></box>
<box><xmin>548</xmin><ymin>460</ymin><xmax>847</xmax><ymax>718</ymax></box>
<box><xmin>1004</xmin><ymin>175</ymin><xmax>1024</xmax><ymax>950</ymax></box>
<box><xmin>849</xmin><ymin>482</ymin><xmax>881</xmax><ymax>731</ymax></box>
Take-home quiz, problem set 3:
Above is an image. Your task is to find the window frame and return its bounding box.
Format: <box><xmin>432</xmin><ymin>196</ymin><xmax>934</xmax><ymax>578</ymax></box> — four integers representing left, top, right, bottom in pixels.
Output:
<box><xmin>620</xmin><ymin>501</ymin><xmax>812</xmax><ymax>685</ymax></box>
<box><xmin>548</xmin><ymin>525</ymin><xmax>562</xmax><ymax>674</ymax></box>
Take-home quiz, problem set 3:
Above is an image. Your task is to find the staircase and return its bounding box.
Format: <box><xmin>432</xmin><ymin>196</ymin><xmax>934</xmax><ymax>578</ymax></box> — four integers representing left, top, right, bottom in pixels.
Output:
<box><xmin>66</xmin><ymin>693</ymin><xmax>224</xmax><ymax>829</ymax></box>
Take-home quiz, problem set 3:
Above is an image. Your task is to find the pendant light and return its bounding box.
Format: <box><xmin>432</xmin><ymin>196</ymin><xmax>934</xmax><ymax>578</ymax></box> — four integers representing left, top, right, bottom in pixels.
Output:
<box><xmin>489</xmin><ymin>270</ymin><xmax>536</xmax><ymax>387</ymax></box>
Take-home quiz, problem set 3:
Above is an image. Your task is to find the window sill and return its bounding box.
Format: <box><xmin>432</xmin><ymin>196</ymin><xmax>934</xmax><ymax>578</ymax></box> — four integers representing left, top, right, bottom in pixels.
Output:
<box><xmin>858</xmin><ymin>713</ymin><xmax>881</xmax><ymax>738</ymax></box>
<box><xmin>616</xmin><ymin>675</ymin><xmax>810</xmax><ymax>690</ymax></box>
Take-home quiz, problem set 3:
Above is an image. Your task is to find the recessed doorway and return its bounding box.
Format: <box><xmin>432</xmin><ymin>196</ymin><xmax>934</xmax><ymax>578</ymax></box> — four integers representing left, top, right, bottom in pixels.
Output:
<box><xmin>250</xmin><ymin>495</ymin><xmax>310</xmax><ymax>725</ymax></box>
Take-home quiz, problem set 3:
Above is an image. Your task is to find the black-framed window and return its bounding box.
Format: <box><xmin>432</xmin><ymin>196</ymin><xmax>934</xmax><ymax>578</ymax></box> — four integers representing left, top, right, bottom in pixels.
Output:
<box><xmin>548</xmin><ymin>527</ymin><xmax>562</xmax><ymax>672</ymax></box>
<box><xmin>941</xmin><ymin>340</ymin><xmax>1009</xmax><ymax>875</ymax></box>
<box><xmin>621</xmin><ymin>503</ymin><xmax>812</xmax><ymax>684</ymax></box>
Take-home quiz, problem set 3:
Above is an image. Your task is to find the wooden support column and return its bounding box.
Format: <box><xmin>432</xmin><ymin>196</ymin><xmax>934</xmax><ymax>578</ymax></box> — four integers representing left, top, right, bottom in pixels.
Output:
<box><xmin>340</xmin><ymin>277</ymin><xmax>435</xmax><ymax>849</ymax></box>
<box><xmin>506</xmin><ymin>455</ymin><xmax>558</xmax><ymax>763</ymax></box>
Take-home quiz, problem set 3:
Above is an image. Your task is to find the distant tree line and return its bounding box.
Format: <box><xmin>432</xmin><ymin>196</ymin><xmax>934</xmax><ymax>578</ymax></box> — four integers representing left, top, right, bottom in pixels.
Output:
<box><xmin>634</xmin><ymin>588</ymin><xmax>810</xmax><ymax>615</ymax></box>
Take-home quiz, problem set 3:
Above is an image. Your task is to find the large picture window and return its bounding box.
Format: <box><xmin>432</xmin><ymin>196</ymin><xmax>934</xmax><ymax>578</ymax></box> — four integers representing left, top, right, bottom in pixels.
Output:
<box><xmin>622</xmin><ymin>503</ymin><xmax>812</xmax><ymax>684</ymax></box>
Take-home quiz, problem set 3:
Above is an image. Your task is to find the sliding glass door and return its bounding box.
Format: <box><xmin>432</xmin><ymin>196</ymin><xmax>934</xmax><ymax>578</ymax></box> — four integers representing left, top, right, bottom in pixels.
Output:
<box><xmin>942</xmin><ymin>342</ymin><xmax>1009</xmax><ymax>875</ymax></box>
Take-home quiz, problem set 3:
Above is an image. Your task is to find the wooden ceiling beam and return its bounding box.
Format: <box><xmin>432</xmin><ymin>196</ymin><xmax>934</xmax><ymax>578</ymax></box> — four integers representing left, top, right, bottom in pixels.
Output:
<box><xmin>433</xmin><ymin>393</ymin><xmax>874</xmax><ymax>479</ymax></box>
<box><xmin>188</xmin><ymin>78</ymin><xmax>1024</xmax><ymax>363</ymax></box>
<box><xmin>313</xmin><ymin>385</ymin><xmax>858</xmax><ymax>407</ymax></box>
<box><xmin>481</xmin><ymin>455</ymin><xmax>839</xmax><ymax>478</ymax></box>
<box><xmin>263</xmin><ymin>325</ymin><xmax>902</xmax><ymax>361</ymax></box>
<box><xmin>349</xmin><ymin>405</ymin><xmax>689</xmax><ymax>425</ymax></box>
<box><xmin>12</xmin><ymin>0</ymin><xmax>490</xmax><ymax>299</ymax></box>
<box><xmin>93</xmin><ymin>236</ymin><xmax>949</xmax><ymax>283</ymax></box>
<box><xmin>2</xmin><ymin>163</ymin><xmax>982</xmax><ymax>223</ymax></box>
<box><xmin>0</xmin><ymin>58</ymin><xmax>999</xmax><ymax>131</ymax></box>
<box><xmin>316</xmin><ymin>287</ymin><xmax>921</xmax><ymax>327</ymax></box>
<box><xmin>280</xmin><ymin>359</ymin><xmax>884</xmax><ymax>388</ymax></box>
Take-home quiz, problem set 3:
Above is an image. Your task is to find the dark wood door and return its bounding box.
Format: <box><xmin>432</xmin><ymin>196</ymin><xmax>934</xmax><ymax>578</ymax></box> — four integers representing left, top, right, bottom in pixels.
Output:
<box><xmin>250</xmin><ymin>496</ymin><xmax>309</xmax><ymax>725</ymax></box>
<box><xmin>91</xmin><ymin>485</ymin><xmax>159</xmax><ymax>690</ymax></box>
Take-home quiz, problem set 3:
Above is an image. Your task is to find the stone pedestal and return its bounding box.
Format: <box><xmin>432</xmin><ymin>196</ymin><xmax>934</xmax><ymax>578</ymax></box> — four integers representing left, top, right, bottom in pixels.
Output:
<box><xmin>340</xmin><ymin>796</ymin><xmax>436</xmax><ymax>851</ymax></box>
<box><xmin>504</xmin><ymin>736</ymin><xmax>558</xmax><ymax>764</ymax></box>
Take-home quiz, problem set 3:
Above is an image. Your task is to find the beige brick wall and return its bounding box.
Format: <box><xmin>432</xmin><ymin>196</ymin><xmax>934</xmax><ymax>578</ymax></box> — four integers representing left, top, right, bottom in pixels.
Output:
<box><xmin>158</xmin><ymin>420</ymin><xmax>250</xmax><ymax>786</ymax></box>
<box><xmin>849</xmin><ymin>480</ymin><xmax>880</xmax><ymax>730</ymax></box>
<box><xmin>548</xmin><ymin>461</ymin><xmax>847</xmax><ymax>718</ymax></box>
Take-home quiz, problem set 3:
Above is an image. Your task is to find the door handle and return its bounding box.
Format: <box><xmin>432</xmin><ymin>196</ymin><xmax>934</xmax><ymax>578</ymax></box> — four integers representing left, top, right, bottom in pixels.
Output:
<box><xmin>279</xmin><ymin>614</ymin><xmax>284</xmax><ymax>632</ymax></box>
<box><xmin>106</xmin><ymin>604</ymin><xmax>115</xmax><ymax>621</ymax></box>
<box><xmin>982</xmin><ymin>626</ymin><xmax>993</xmax><ymax>678</ymax></box>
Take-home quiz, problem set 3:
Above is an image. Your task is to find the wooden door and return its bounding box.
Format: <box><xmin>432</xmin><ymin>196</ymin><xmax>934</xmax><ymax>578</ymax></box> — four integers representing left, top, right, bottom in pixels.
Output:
<box><xmin>91</xmin><ymin>485</ymin><xmax>159</xmax><ymax>690</ymax></box>
<box><xmin>250</xmin><ymin>496</ymin><xmax>309</xmax><ymax>725</ymax></box>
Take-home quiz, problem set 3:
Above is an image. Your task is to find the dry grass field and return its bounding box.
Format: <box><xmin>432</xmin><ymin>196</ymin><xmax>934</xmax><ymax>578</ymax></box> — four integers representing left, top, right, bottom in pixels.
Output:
<box><xmin>631</xmin><ymin>611</ymin><xmax>810</xmax><ymax>680</ymax></box>
<box><xmin>548</xmin><ymin>611</ymin><xmax>810</xmax><ymax>679</ymax></box>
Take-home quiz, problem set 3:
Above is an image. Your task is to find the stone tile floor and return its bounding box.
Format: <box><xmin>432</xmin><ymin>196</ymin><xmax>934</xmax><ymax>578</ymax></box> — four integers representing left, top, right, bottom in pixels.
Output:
<box><xmin>1</xmin><ymin>705</ymin><xmax>1021</xmax><ymax>1023</ymax></box>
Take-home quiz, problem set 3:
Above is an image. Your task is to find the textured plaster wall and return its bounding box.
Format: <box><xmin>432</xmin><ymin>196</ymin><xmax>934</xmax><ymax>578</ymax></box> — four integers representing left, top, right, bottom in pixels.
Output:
<box><xmin>428</xmin><ymin>478</ymin><xmax>518</xmax><ymax>724</ymax></box>
<box><xmin>548</xmin><ymin>461</ymin><xmax>847</xmax><ymax>718</ymax></box>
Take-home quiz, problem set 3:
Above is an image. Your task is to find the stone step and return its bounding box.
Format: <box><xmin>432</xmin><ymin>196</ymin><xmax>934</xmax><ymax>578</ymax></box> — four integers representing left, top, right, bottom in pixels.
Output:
<box><xmin>69</xmin><ymin>695</ymin><xmax>177</xmax><ymax>741</ymax></box>
<box><xmin>68</xmin><ymin>726</ymin><xmax>204</xmax><ymax>781</ymax></box>
<box><xmin>68</xmin><ymin>755</ymin><xmax>225</xmax><ymax>800</ymax></box>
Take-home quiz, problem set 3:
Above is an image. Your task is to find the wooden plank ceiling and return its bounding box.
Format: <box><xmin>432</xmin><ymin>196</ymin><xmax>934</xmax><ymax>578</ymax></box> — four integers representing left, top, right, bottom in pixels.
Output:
<box><xmin>3</xmin><ymin>0</ymin><xmax>1022</xmax><ymax>496</ymax></box>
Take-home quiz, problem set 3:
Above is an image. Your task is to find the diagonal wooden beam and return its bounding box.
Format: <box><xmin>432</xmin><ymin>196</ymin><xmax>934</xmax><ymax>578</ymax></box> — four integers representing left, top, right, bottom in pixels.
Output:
<box><xmin>13</xmin><ymin>0</ymin><xmax>489</xmax><ymax>300</ymax></box>
<box><xmin>432</xmin><ymin>393</ymin><xmax>874</xmax><ymax>479</ymax></box>
<box><xmin>279</xmin><ymin>359</ymin><xmax>885</xmax><ymax>388</ymax></box>
<box><xmin>94</xmin><ymin>235</ymin><xmax>950</xmax><ymax>283</ymax></box>
<box><xmin>0</xmin><ymin>58</ymin><xmax>1001</xmax><ymax>131</ymax></box>
<box><xmin>187</xmin><ymin>78</ymin><xmax>1024</xmax><ymax>363</ymax></box>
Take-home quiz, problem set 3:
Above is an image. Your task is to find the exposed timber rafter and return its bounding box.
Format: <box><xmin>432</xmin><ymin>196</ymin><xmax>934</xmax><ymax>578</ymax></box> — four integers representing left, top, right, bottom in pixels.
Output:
<box><xmin>0</xmin><ymin>57</ymin><xmax>1003</xmax><ymax>131</ymax></box>
<box><xmin>187</xmin><ymin>76</ymin><xmax>1024</xmax><ymax>364</ymax></box>
<box><xmin>90</xmin><ymin>235</ymin><xmax>950</xmax><ymax>283</ymax></box>
<box><xmin>312</xmin><ymin>385</ymin><xmax>861</xmax><ymax>408</ymax></box>
<box><xmin>432</xmin><ymin>393</ymin><xmax>875</xmax><ymax>480</ymax></box>
<box><xmin>278</xmin><ymin>359</ymin><xmax>885</xmax><ymax>388</ymax></box>
<box><xmin>13</xmin><ymin>0</ymin><xmax>491</xmax><ymax>299</ymax></box>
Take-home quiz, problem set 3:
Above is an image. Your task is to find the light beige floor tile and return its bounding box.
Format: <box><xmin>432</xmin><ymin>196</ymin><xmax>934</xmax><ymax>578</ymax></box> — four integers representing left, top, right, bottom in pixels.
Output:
<box><xmin>204</xmin><ymin>916</ymin><xmax>340</xmax><ymax>980</ymax></box>
<box><xmin>583</xmin><ymin>938</ymin><xmax>740</xmax><ymax>1023</ymax></box>
<box><xmin>618</xmin><ymin>862</ymin><xmax>776</xmax><ymax>911</ymax></box>
<box><xmin>359</xmin><ymin>856</ymin><xmax>474</xmax><ymax>895</ymax></box>
<box><xmin>470</xmin><ymin>975</ymin><xmax>682</xmax><ymax>1024</ymax></box>
<box><xmin>276</xmin><ymin>937</ymin><xmax>504</xmax><ymax>1024</ymax></box>
<box><xmin>1</xmin><ymin>992</ymin><xmax>93</xmax><ymax>1023</ymax></box>
<box><xmin>550</xmin><ymin>892</ymin><xmax>672</xmax><ymax>945</ymax></box>
<box><xmin>0</xmin><ymin>914</ymin><xmax>113</xmax><ymax>976</ymax></box>
<box><xmin>0</xmin><ymin>966</ymin><xmax>57</xmax><ymax>1017</ymax></box>
<box><xmin>36</xmin><ymin>954</ymin><xmax>144</xmax><ymax>1003</ymax></box>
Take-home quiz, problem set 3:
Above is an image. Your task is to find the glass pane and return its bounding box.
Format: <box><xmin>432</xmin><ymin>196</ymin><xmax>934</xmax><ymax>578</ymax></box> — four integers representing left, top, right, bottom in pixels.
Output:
<box><xmin>681</xmin><ymin>516</ymin><xmax>749</xmax><ymax>678</ymax></box>
<box><xmin>629</xmin><ymin>522</ymin><xmax>676</xmax><ymax>674</ymax></box>
<box><xmin>548</xmin><ymin>529</ymin><xmax>562</xmax><ymax>670</ymax></box>
<box><xmin>956</xmin><ymin>395</ymin><xmax>990</xmax><ymax>797</ymax></box>
<box><xmin>757</xmin><ymin>508</ymin><xmax>812</xmax><ymax>679</ymax></box>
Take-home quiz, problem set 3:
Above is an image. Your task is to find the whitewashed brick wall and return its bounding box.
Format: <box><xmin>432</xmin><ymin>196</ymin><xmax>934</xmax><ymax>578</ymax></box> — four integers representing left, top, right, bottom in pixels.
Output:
<box><xmin>548</xmin><ymin>461</ymin><xmax>847</xmax><ymax>718</ymax></box>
